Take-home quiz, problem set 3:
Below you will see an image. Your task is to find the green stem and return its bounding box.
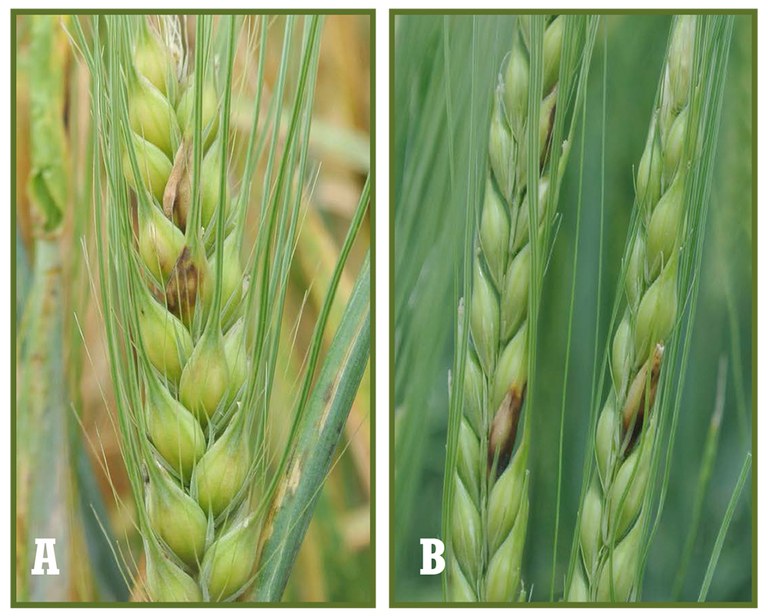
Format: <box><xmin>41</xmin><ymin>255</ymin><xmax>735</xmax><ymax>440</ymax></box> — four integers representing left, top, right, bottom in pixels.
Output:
<box><xmin>698</xmin><ymin>453</ymin><xmax>751</xmax><ymax>602</ymax></box>
<box><xmin>672</xmin><ymin>357</ymin><xmax>726</xmax><ymax>599</ymax></box>
<box><xmin>254</xmin><ymin>257</ymin><xmax>370</xmax><ymax>601</ymax></box>
<box><xmin>17</xmin><ymin>240</ymin><xmax>71</xmax><ymax>601</ymax></box>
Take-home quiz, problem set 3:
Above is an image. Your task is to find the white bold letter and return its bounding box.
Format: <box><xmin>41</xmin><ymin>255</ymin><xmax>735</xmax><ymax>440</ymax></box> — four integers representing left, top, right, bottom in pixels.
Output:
<box><xmin>31</xmin><ymin>538</ymin><xmax>60</xmax><ymax>575</ymax></box>
<box><xmin>419</xmin><ymin>538</ymin><xmax>445</xmax><ymax>575</ymax></box>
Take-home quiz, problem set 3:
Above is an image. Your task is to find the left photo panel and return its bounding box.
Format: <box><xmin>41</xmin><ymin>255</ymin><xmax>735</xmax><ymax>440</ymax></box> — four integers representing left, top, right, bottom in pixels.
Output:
<box><xmin>13</xmin><ymin>11</ymin><xmax>372</xmax><ymax>605</ymax></box>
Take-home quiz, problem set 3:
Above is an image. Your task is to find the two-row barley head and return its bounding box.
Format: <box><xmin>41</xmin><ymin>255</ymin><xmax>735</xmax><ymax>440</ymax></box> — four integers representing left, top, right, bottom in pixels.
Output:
<box><xmin>75</xmin><ymin>14</ymin><xmax>326</xmax><ymax>601</ymax></box>
<box><xmin>446</xmin><ymin>15</ymin><xmax>597</xmax><ymax>602</ymax></box>
<box><xmin>567</xmin><ymin>15</ymin><xmax>725</xmax><ymax>602</ymax></box>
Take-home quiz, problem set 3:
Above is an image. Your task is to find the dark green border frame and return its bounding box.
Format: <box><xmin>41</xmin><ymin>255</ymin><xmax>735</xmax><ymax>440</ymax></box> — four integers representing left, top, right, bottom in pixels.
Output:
<box><xmin>10</xmin><ymin>8</ymin><xmax>375</xmax><ymax>608</ymax></box>
<box><xmin>388</xmin><ymin>8</ymin><xmax>757</xmax><ymax>608</ymax></box>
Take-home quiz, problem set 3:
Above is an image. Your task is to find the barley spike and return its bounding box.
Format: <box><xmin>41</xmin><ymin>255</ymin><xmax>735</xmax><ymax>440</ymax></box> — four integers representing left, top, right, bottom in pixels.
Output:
<box><xmin>119</xmin><ymin>17</ymin><xmax>257</xmax><ymax>601</ymax></box>
<box><xmin>448</xmin><ymin>15</ymin><xmax>590</xmax><ymax>602</ymax></box>
<box><xmin>568</xmin><ymin>16</ymin><xmax>699</xmax><ymax>602</ymax></box>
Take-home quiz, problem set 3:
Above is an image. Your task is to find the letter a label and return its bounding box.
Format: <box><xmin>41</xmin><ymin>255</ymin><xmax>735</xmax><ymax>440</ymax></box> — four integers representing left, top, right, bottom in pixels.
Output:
<box><xmin>31</xmin><ymin>538</ymin><xmax>60</xmax><ymax>575</ymax></box>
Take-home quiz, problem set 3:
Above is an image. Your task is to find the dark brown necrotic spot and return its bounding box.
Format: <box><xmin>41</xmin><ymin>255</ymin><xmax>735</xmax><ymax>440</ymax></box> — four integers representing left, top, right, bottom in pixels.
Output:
<box><xmin>487</xmin><ymin>384</ymin><xmax>526</xmax><ymax>476</ymax></box>
<box><xmin>163</xmin><ymin>141</ymin><xmax>192</xmax><ymax>232</ymax></box>
<box><xmin>164</xmin><ymin>246</ymin><xmax>202</xmax><ymax>323</ymax></box>
<box><xmin>622</xmin><ymin>343</ymin><xmax>663</xmax><ymax>452</ymax></box>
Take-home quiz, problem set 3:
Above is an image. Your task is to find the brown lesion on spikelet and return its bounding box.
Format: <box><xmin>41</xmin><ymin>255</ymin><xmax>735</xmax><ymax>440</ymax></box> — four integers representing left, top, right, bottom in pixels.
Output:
<box><xmin>487</xmin><ymin>384</ymin><xmax>526</xmax><ymax>476</ymax></box>
<box><xmin>164</xmin><ymin>246</ymin><xmax>204</xmax><ymax>322</ymax></box>
<box><xmin>621</xmin><ymin>343</ymin><xmax>664</xmax><ymax>452</ymax></box>
<box><xmin>163</xmin><ymin>141</ymin><xmax>192</xmax><ymax>232</ymax></box>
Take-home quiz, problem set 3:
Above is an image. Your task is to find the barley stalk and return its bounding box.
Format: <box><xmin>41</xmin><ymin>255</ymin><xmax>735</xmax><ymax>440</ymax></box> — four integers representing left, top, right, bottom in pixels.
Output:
<box><xmin>447</xmin><ymin>15</ymin><xmax>594</xmax><ymax>602</ymax></box>
<box><xmin>16</xmin><ymin>16</ymin><xmax>74</xmax><ymax>602</ymax></box>
<box><xmin>567</xmin><ymin>16</ymin><xmax>701</xmax><ymax>602</ymax></box>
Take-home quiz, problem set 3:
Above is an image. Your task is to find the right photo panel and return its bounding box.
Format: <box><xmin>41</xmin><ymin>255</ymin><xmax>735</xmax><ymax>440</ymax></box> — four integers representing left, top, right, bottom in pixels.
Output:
<box><xmin>392</xmin><ymin>12</ymin><xmax>755</xmax><ymax>605</ymax></box>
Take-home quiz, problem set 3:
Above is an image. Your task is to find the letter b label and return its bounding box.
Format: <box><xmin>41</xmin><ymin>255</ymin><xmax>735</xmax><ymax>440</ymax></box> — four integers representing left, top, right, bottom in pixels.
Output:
<box><xmin>420</xmin><ymin>538</ymin><xmax>445</xmax><ymax>575</ymax></box>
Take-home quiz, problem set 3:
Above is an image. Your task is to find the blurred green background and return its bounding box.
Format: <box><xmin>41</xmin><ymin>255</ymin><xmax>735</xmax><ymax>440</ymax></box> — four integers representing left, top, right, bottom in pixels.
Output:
<box><xmin>393</xmin><ymin>13</ymin><xmax>753</xmax><ymax>603</ymax></box>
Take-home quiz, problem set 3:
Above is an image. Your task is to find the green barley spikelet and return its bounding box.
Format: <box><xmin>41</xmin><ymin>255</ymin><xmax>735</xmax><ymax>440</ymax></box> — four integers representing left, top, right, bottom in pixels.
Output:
<box><xmin>569</xmin><ymin>16</ymin><xmax>700</xmax><ymax>602</ymax></box>
<box><xmin>192</xmin><ymin>418</ymin><xmax>250</xmax><ymax>517</ymax></box>
<box><xmin>179</xmin><ymin>327</ymin><xmax>230</xmax><ymax>423</ymax></box>
<box><xmin>133</xmin><ymin>20</ymin><xmax>174</xmax><ymax>96</ymax></box>
<box><xmin>595</xmin><ymin>517</ymin><xmax>645</xmax><ymax>602</ymax></box>
<box><xmin>199</xmin><ymin>142</ymin><xmax>229</xmax><ymax>231</ymax></box>
<box><xmin>177</xmin><ymin>78</ymin><xmax>220</xmax><ymax>150</ymax></box>
<box><xmin>138</xmin><ymin>201</ymin><xmax>186</xmax><ymax>282</ymax></box>
<box><xmin>207</xmin><ymin>234</ymin><xmax>242</xmax><ymax>326</ymax></box>
<box><xmin>146</xmin><ymin>463</ymin><xmax>208</xmax><ymax>567</ymax></box>
<box><xmin>200</xmin><ymin>512</ymin><xmax>261</xmax><ymax>600</ymax></box>
<box><xmin>145</xmin><ymin>375</ymin><xmax>205</xmax><ymax>479</ymax></box>
<box><xmin>137</xmin><ymin>291</ymin><xmax>193</xmax><ymax>383</ymax></box>
<box><xmin>223</xmin><ymin>319</ymin><xmax>249</xmax><ymax>401</ymax></box>
<box><xmin>128</xmin><ymin>75</ymin><xmax>179</xmax><ymax>158</ymax></box>
<box><xmin>144</xmin><ymin>539</ymin><xmax>203</xmax><ymax>602</ymax></box>
<box><xmin>123</xmin><ymin>132</ymin><xmax>173</xmax><ymax>202</ymax></box>
<box><xmin>447</xmin><ymin>15</ymin><xmax>594</xmax><ymax>602</ymax></box>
